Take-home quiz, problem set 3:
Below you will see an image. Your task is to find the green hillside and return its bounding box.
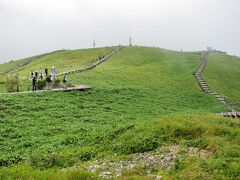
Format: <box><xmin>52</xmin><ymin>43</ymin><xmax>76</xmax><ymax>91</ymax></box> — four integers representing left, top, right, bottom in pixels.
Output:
<box><xmin>15</xmin><ymin>47</ymin><xmax>114</xmax><ymax>77</ymax></box>
<box><xmin>0</xmin><ymin>59</ymin><xmax>27</xmax><ymax>74</ymax></box>
<box><xmin>0</xmin><ymin>47</ymin><xmax>239</xmax><ymax>179</ymax></box>
<box><xmin>0</xmin><ymin>47</ymin><xmax>114</xmax><ymax>92</ymax></box>
<box><xmin>203</xmin><ymin>52</ymin><xmax>240</xmax><ymax>109</ymax></box>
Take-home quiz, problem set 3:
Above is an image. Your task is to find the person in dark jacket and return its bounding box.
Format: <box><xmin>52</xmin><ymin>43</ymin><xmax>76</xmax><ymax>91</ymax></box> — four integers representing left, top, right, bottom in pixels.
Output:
<box><xmin>30</xmin><ymin>70</ymin><xmax>34</xmax><ymax>80</ymax></box>
<box><xmin>35</xmin><ymin>71</ymin><xmax>38</xmax><ymax>79</ymax></box>
<box><xmin>32</xmin><ymin>76</ymin><xmax>37</xmax><ymax>91</ymax></box>
<box><xmin>62</xmin><ymin>74</ymin><xmax>67</xmax><ymax>89</ymax></box>
<box><xmin>46</xmin><ymin>75</ymin><xmax>52</xmax><ymax>90</ymax></box>
<box><xmin>45</xmin><ymin>68</ymin><xmax>48</xmax><ymax>77</ymax></box>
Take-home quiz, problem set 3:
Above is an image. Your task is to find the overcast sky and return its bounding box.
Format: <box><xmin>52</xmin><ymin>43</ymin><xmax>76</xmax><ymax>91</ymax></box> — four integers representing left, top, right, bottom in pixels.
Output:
<box><xmin>0</xmin><ymin>0</ymin><xmax>239</xmax><ymax>63</ymax></box>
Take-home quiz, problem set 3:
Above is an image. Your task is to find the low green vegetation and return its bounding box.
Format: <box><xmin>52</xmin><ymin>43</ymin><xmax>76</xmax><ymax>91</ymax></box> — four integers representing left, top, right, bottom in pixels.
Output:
<box><xmin>15</xmin><ymin>47</ymin><xmax>114</xmax><ymax>77</ymax></box>
<box><xmin>203</xmin><ymin>52</ymin><xmax>240</xmax><ymax>110</ymax></box>
<box><xmin>0</xmin><ymin>47</ymin><xmax>239</xmax><ymax>179</ymax></box>
<box><xmin>0</xmin><ymin>47</ymin><xmax>114</xmax><ymax>93</ymax></box>
<box><xmin>0</xmin><ymin>59</ymin><xmax>28</xmax><ymax>74</ymax></box>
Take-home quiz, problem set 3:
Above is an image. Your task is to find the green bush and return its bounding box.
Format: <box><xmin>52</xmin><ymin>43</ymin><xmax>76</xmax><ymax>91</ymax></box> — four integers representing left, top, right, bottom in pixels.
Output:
<box><xmin>6</xmin><ymin>74</ymin><xmax>20</xmax><ymax>92</ymax></box>
<box><xmin>183</xmin><ymin>138</ymin><xmax>208</xmax><ymax>149</ymax></box>
<box><xmin>173</xmin><ymin>126</ymin><xmax>204</xmax><ymax>139</ymax></box>
<box><xmin>29</xmin><ymin>152</ymin><xmax>64</xmax><ymax>168</ymax></box>
<box><xmin>113</xmin><ymin>137</ymin><xmax>159</xmax><ymax>154</ymax></box>
<box><xmin>37</xmin><ymin>80</ymin><xmax>47</xmax><ymax>90</ymax></box>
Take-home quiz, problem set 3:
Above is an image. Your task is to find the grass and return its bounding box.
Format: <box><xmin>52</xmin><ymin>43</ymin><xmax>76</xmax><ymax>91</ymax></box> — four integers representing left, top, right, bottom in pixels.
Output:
<box><xmin>0</xmin><ymin>47</ymin><xmax>114</xmax><ymax>93</ymax></box>
<box><xmin>14</xmin><ymin>47</ymin><xmax>114</xmax><ymax>77</ymax></box>
<box><xmin>0</xmin><ymin>47</ymin><xmax>239</xmax><ymax>179</ymax></box>
<box><xmin>203</xmin><ymin>52</ymin><xmax>240</xmax><ymax>110</ymax></box>
<box><xmin>0</xmin><ymin>165</ymin><xmax>98</xmax><ymax>180</ymax></box>
<box><xmin>0</xmin><ymin>59</ymin><xmax>28</xmax><ymax>74</ymax></box>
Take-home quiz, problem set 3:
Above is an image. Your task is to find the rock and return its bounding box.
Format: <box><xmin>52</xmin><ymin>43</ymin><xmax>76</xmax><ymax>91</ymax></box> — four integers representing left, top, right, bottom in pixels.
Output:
<box><xmin>154</xmin><ymin>175</ymin><xmax>163</xmax><ymax>180</ymax></box>
<box><xmin>87</xmin><ymin>165</ymin><xmax>100</xmax><ymax>172</ymax></box>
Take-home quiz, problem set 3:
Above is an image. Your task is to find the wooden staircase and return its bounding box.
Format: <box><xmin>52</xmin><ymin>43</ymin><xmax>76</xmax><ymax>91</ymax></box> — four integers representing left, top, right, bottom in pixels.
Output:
<box><xmin>195</xmin><ymin>52</ymin><xmax>239</xmax><ymax>118</ymax></box>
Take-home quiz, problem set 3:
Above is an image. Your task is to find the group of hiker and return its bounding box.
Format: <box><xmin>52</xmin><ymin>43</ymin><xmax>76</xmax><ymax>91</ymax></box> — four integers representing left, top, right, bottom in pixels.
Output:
<box><xmin>31</xmin><ymin>66</ymin><xmax>67</xmax><ymax>91</ymax></box>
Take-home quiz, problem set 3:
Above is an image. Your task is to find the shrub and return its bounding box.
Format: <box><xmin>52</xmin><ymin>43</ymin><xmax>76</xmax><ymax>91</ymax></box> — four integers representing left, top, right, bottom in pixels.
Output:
<box><xmin>6</xmin><ymin>74</ymin><xmax>20</xmax><ymax>92</ymax></box>
<box><xmin>37</xmin><ymin>80</ymin><xmax>47</xmax><ymax>90</ymax></box>
<box><xmin>29</xmin><ymin>152</ymin><xmax>64</xmax><ymax>168</ymax></box>
<box><xmin>173</xmin><ymin>126</ymin><xmax>204</xmax><ymax>139</ymax></box>
<box><xmin>183</xmin><ymin>138</ymin><xmax>208</xmax><ymax>149</ymax></box>
<box><xmin>113</xmin><ymin>137</ymin><xmax>159</xmax><ymax>154</ymax></box>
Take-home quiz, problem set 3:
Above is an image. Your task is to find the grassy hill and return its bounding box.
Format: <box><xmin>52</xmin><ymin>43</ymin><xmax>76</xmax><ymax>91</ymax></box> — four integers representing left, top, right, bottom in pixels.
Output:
<box><xmin>0</xmin><ymin>47</ymin><xmax>239</xmax><ymax>179</ymax></box>
<box><xmin>0</xmin><ymin>59</ymin><xmax>27</xmax><ymax>74</ymax></box>
<box><xmin>203</xmin><ymin>52</ymin><xmax>240</xmax><ymax>110</ymax></box>
<box><xmin>14</xmin><ymin>47</ymin><xmax>114</xmax><ymax>77</ymax></box>
<box><xmin>0</xmin><ymin>47</ymin><xmax>114</xmax><ymax>92</ymax></box>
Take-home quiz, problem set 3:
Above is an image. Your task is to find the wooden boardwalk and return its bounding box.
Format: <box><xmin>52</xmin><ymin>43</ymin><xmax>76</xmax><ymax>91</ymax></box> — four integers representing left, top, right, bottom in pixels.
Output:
<box><xmin>1</xmin><ymin>85</ymin><xmax>91</xmax><ymax>95</ymax></box>
<box><xmin>195</xmin><ymin>52</ymin><xmax>239</xmax><ymax>118</ymax></box>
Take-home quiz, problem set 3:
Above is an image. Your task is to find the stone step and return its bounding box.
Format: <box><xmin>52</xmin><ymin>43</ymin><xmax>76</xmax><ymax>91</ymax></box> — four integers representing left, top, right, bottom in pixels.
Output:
<box><xmin>214</xmin><ymin>95</ymin><xmax>224</xmax><ymax>98</ymax></box>
<box><xmin>209</xmin><ymin>92</ymin><xmax>218</xmax><ymax>95</ymax></box>
<box><xmin>237</xmin><ymin>112</ymin><xmax>240</xmax><ymax>117</ymax></box>
<box><xmin>205</xmin><ymin>90</ymin><xmax>212</xmax><ymax>93</ymax></box>
<box><xmin>218</xmin><ymin>98</ymin><xmax>225</xmax><ymax>101</ymax></box>
<box><xmin>220</xmin><ymin>100</ymin><xmax>226</xmax><ymax>104</ymax></box>
<box><xmin>203</xmin><ymin>88</ymin><xmax>211</xmax><ymax>92</ymax></box>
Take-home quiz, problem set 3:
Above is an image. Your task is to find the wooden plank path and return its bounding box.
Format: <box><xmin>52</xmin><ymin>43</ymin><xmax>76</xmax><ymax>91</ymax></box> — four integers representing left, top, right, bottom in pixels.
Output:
<box><xmin>57</xmin><ymin>45</ymin><xmax>124</xmax><ymax>76</ymax></box>
<box><xmin>195</xmin><ymin>52</ymin><xmax>239</xmax><ymax>118</ymax></box>
<box><xmin>1</xmin><ymin>85</ymin><xmax>91</xmax><ymax>95</ymax></box>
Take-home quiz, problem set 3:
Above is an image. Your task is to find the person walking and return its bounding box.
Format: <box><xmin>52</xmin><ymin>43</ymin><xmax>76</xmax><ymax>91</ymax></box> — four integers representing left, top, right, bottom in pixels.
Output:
<box><xmin>45</xmin><ymin>68</ymin><xmax>48</xmax><ymax>77</ymax></box>
<box><xmin>62</xmin><ymin>74</ymin><xmax>67</xmax><ymax>89</ymax></box>
<box><xmin>39</xmin><ymin>68</ymin><xmax>43</xmax><ymax>79</ymax></box>
<box><xmin>35</xmin><ymin>71</ymin><xmax>38</xmax><ymax>79</ymax></box>
<box><xmin>32</xmin><ymin>76</ymin><xmax>37</xmax><ymax>91</ymax></box>
<box><xmin>30</xmin><ymin>70</ymin><xmax>34</xmax><ymax>80</ymax></box>
<box><xmin>46</xmin><ymin>75</ymin><xmax>52</xmax><ymax>90</ymax></box>
<box><xmin>51</xmin><ymin>66</ymin><xmax>57</xmax><ymax>79</ymax></box>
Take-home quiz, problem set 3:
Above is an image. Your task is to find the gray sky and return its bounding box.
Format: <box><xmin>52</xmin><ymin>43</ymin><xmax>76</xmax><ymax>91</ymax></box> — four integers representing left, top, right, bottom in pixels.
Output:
<box><xmin>0</xmin><ymin>0</ymin><xmax>240</xmax><ymax>63</ymax></box>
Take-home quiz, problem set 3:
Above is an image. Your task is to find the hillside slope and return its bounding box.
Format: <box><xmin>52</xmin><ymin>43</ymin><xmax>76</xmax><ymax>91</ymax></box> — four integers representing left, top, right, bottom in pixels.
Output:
<box><xmin>0</xmin><ymin>47</ymin><xmax>114</xmax><ymax>77</ymax></box>
<box><xmin>67</xmin><ymin>47</ymin><xmax>223</xmax><ymax>113</ymax></box>
<box><xmin>15</xmin><ymin>47</ymin><xmax>114</xmax><ymax>77</ymax></box>
<box><xmin>0</xmin><ymin>47</ymin><xmax>115</xmax><ymax>92</ymax></box>
<box><xmin>0</xmin><ymin>47</ymin><xmax>239</xmax><ymax>179</ymax></box>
